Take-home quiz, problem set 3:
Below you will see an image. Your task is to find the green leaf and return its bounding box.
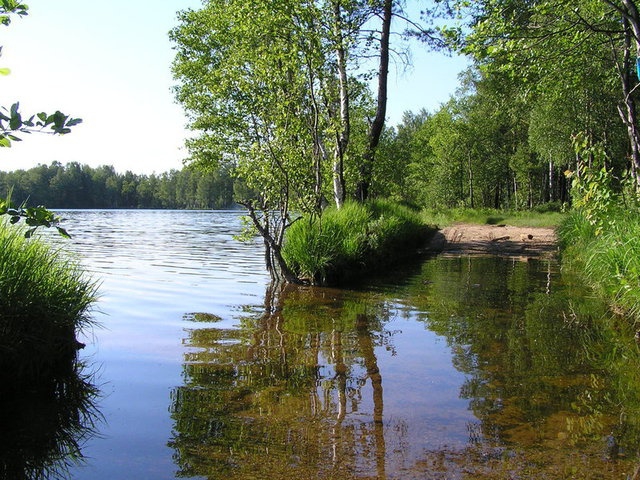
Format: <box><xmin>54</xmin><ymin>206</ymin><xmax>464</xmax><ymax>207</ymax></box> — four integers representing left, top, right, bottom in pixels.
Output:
<box><xmin>66</xmin><ymin>117</ymin><xmax>83</xmax><ymax>127</ymax></box>
<box><xmin>56</xmin><ymin>226</ymin><xmax>71</xmax><ymax>239</ymax></box>
<box><xmin>9</xmin><ymin>102</ymin><xmax>21</xmax><ymax>130</ymax></box>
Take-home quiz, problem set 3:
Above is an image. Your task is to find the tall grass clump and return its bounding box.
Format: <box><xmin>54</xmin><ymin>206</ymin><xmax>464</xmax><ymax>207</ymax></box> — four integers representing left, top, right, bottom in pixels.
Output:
<box><xmin>282</xmin><ymin>200</ymin><xmax>434</xmax><ymax>285</ymax></box>
<box><xmin>559</xmin><ymin>210</ymin><xmax>640</xmax><ymax>320</ymax></box>
<box><xmin>0</xmin><ymin>225</ymin><xmax>98</xmax><ymax>381</ymax></box>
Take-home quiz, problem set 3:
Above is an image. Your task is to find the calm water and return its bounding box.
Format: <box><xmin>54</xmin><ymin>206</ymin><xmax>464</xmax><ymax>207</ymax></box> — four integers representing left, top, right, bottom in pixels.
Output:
<box><xmin>12</xmin><ymin>210</ymin><xmax>640</xmax><ymax>479</ymax></box>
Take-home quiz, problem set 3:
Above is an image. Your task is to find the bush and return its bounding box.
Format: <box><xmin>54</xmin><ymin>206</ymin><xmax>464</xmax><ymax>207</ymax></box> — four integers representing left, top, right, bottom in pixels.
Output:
<box><xmin>282</xmin><ymin>200</ymin><xmax>434</xmax><ymax>285</ymax></box>
<box><xmin>0</xmin><ymin>225</ymin><xmax>98</xmax><ymax>380</ymax></box>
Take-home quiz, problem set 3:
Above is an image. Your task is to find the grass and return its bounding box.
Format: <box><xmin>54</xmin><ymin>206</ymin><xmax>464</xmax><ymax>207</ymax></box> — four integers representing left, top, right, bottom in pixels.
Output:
<box><xmin>420</xmin><ymin>207</ymin><xmax>565</xmax><ymax>229</ymax></box>
<box><xmin>0</xmin><ymin>224</ymin><xmax>98</xmax><ymax>380</ymax></box>
<box><xmin>557</xmin><ymin>209</ymin><xmax>640</xmax><ymax>321</ymax></box>
<box><xmin>282</xmin><ymin>199</ymin><xmax>434</xmax><ymax>285</ymax></box>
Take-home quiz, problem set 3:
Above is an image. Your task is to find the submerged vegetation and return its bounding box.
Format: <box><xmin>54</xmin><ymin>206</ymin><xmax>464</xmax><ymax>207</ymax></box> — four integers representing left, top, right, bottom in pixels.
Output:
<box><xmin>0</xmin><ymin>225</ymin><xmax>98</xmax><ymax>381</ymax></box>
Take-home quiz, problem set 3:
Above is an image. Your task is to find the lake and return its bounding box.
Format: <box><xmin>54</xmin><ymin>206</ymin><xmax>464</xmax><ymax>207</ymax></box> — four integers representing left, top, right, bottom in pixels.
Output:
<box><xmin>12</xmin><ymin>210</ymin><xmax>640</xmax><ymax>479</ymax></box>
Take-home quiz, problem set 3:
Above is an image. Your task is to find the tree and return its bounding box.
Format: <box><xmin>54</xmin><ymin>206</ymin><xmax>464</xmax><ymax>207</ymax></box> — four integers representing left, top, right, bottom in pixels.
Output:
<box><xmin>171</xmin><ymin>0</ymin><xmax>432</xmax><ymax>282</ymax></box>
<box><xmin>445</xmin><ymin>0</ymin><xmax>640</xmax><ymax>191</ymax></box>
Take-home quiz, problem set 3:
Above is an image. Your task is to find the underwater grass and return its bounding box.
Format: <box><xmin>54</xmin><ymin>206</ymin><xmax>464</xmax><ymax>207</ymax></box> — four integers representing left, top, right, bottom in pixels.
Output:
<box><xmin>0</xmin><ymin>224</ymin><xmax>98</xmax><ymax>379</ymax></box>
<box><xmin>282</xmin><ymin>199</ymin><xmax>434</xmax><ymax>285</ymax></box>
<box><xmin>558</xmin><ymin>210</ymin><xmax>640</xmax><ymax>320</ymax></box>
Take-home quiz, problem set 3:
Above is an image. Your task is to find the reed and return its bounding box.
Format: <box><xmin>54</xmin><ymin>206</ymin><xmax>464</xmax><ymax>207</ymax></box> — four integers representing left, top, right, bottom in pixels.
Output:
<box><xmin>283</xmin><ymin>200</ymin><xmax>433</xmax><ymax>285</ymax></box>
<box><xmin>0</xmin><ymin>225</ymin><xmax>98</xmax><ymax>380</ymax></box>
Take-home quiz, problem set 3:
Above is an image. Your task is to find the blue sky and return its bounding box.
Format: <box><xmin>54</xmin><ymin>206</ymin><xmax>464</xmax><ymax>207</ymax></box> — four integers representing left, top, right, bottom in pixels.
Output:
<box><xmin>0</xmin><ymin>0</ymin><xmax>468</xmax><ymax>174</ymax></box>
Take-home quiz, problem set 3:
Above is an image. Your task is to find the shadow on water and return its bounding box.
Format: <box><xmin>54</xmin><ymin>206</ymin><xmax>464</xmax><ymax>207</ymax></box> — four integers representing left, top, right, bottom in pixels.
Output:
<box><xmin>0</xmin><ymin>360</ymin><xmax>102</xmax><ymax>480</ymax></box>
<box><xmin>168</xmin><ymin>255</ymin><xmax>640</xmax><ymax>479</ymax></box>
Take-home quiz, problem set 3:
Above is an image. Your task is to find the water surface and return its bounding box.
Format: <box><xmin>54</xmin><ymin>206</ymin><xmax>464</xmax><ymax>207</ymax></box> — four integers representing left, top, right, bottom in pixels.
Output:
<box><xmin>23</xmin><ymin>210</ymin><xmax>640</xmax><ymax>479</ymax></box>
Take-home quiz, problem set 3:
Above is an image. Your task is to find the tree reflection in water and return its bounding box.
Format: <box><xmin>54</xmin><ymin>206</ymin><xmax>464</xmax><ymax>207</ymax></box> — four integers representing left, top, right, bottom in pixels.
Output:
<box><xmin>0</xmin><ymin>361</ymin><xmax>101</xmax><ymax>480</ymax></box>
<box><xmin>169</xmin><ymin>284</ymin><xmax>394</xmax><ymax>479</ymax></box>
<box><xmin>169</xmin><ymin>257</ymin><xmax>640</xmax><ymax>479</ymax></box>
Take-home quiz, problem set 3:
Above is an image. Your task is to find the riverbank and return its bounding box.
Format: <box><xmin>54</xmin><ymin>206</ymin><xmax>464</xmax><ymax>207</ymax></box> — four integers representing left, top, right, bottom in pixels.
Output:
<box><xmin>428</xmin><ymin>222</ymin><xmax>558</xmax><ymax>257</ymax></box>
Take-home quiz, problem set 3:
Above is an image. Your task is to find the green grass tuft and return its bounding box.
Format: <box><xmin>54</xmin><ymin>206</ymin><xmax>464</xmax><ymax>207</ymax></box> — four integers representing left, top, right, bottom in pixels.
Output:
<box><xmin>283</xmin><ymin>200</ymin><xmax>434</xmax><ymax>285</ymax></box>
<box><xmin>0</xmin><ymin>225</ymin><xmax>98</xmax><ymax>380</ymax></box>
<box><xmin>558</xmin><ymin>210</ymin><xmax>640</xmax><ymax>320</ymax></box>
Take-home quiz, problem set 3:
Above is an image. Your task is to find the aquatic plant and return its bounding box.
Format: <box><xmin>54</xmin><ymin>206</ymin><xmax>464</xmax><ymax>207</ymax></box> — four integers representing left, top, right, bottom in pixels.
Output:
<box><xmin>0</xmin><ymin>224</ymin><xmax>98</xmax><ymax>380</ymax></box>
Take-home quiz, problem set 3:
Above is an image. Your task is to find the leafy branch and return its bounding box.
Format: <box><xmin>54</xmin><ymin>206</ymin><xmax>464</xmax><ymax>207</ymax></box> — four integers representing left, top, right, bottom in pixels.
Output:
<box><xmin>0</xmin><ymin>102</ymin><xmax>83</xmax><ymax>147</ymax></box>
<box><xmin>0</xmin><ymin>191</ymin><xmax>70</xmax><ymax>238</ymax></box>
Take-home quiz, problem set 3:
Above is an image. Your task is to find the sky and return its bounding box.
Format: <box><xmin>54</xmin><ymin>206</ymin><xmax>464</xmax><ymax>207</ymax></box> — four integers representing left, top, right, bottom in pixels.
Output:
<box><xmin>0</xmin><ymin>0</ymin><xmax>469</xmax><ymax>175</ymax></box>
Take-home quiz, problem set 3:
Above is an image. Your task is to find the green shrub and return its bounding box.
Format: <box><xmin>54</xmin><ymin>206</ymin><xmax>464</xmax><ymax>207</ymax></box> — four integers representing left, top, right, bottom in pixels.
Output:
<box><xmin>283</xmin><ymin>200</ymin><xmax>433</xmax><ymax>285</ymax></box>
<box><xmin>0</xmin><ymin>225</ymin><xmax>98</xmax><ymax>380</ymax></box>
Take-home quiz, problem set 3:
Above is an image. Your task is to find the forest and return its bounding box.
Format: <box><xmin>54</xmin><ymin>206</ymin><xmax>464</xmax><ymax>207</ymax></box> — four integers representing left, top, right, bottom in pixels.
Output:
<box><xmin>170</xmin><ymin>0</ymin><xmax>636</xmax><ymax>216</ymax></box>
<box><xmin>0</xmin><ymin>162</ymin><xmax>235</xmax><ymax>210</ymax></box>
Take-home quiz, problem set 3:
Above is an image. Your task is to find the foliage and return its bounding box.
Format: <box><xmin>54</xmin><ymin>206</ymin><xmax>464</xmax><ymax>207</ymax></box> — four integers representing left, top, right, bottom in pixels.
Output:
<box><xmin>373</xmin><ymin>0</ymin><xmax>632</xmax><ymax>213</ymax></box>
<box><xmin>171</xmin><ymin>0</ymin><xmax>338</xmax><ymax>282</ymax></box>
<box><xmin>0</xmin><ymin>103</ymin><xmax>82</xmax><ymax>148</ymax></box>
<box><xmin>0</xmin><ymin>161</ymin><xmax>236</xmax><ymax>209</ymax></box>
<box><xmin>0</xmin><ymin>188</ymin><xmax>70</xmax><ymax>237</ymax></box>
<box><xmin>438</xmin><ymin>0</ymin><xmax>633</xmax><ymax>191</ymax></box>
<box><xmin>0</xmin><ymin>4</ymin><xmax>82</xmax><ymax>147</ymax></box>
<box><xmin>566</xmin><ymin>134</ymin><xmax>618</xmax><ymax>236</ymax></box>
<box><xmin>380</xmin><ymin>65</ymin><xmax>578</xmax><ymax>211</ymax></box>
<box><xmin>0</xmin><ymin>224</ymin><xmax>98</xmax><ymax>378</ymax></box>
<box><xmin>0</xmin><ymin>2</ymin><xmax>83</xmax><ymax>237</ymax></box>
<box><xmin>282</xmin><ymin>200</ymin><xmax>433</xmax><ymax>285</ymax></box>
<box><xmin>171</xmin><ymin>0</ymin><xmax>427</xmax><ymax>282</ymax></box>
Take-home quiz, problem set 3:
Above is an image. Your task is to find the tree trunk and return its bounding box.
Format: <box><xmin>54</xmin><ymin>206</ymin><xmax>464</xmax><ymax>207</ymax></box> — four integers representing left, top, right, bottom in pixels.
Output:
<box><xmin>332</xmin><ymin>0</ymin><xmax>349</xmax><ymax>209</ymax></box>
<box><xmin>240</xmin><ymin>201</ymin><xmax>302</xmax><ymax>285</ymax></box>
<box><xmin>608</xmin><ymin>1</ymin><xmax>640</xmax><ymax>188</ymax></box>
<box><xmin>548</xmin><ymin>157</ymin><xmax>554</xmax><ymax>202</ymax></box>
<box><xmin>468</xmin><ymin>152</ymin><xmax>474</xmax><ymax>208</ymax></box>
<box><xmin>355</xmin><ymin>0</ymin><xmax>392</xmax><ymax>202</ymax></box>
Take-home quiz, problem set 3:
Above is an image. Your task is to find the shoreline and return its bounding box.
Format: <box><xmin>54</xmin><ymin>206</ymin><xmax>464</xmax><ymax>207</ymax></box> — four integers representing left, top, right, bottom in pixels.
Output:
<box><xmin>428</xmin><ymin>223</ymin><xmax>558</xmax><ymax>258</ymax></box>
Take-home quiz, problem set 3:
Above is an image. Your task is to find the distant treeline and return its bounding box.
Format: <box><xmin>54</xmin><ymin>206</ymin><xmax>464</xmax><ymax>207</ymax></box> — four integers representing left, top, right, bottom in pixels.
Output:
<box><xmin>0</xmin><ymin>162</ymin><xmax>235</xmax><ymax>209</ymax></box>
